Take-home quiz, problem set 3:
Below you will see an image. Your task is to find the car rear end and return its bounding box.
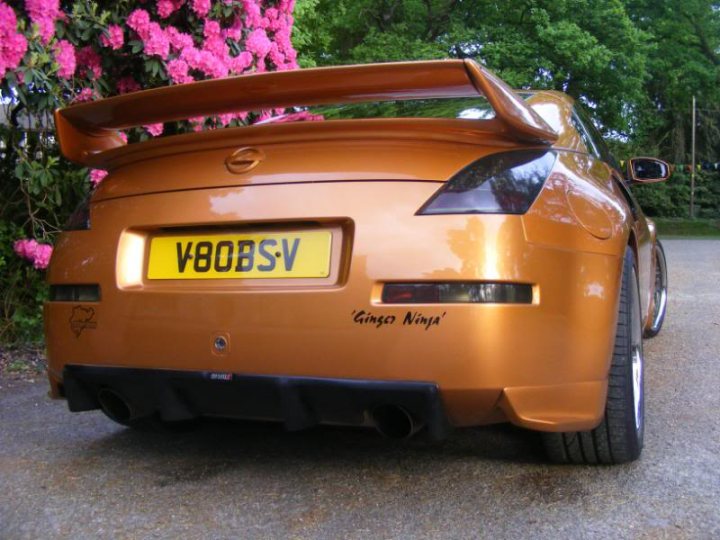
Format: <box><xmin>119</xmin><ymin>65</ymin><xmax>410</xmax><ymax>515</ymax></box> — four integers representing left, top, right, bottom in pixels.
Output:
<box><xmin>46</xmin><ymin>60</ymin><xmax>627</xmax><ymax>436</ymax></box>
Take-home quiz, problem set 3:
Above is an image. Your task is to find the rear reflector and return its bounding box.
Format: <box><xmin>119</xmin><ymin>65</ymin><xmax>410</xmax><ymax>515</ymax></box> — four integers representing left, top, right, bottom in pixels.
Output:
<box><xmin>49</xmin><ymin>284</ymin><xmax>101</xmax><ymax>302</ymax></box>
<box><xmin>382</xmin><ymin>282</ymin><xmax>533</xmax><ymax>304</ymax></box>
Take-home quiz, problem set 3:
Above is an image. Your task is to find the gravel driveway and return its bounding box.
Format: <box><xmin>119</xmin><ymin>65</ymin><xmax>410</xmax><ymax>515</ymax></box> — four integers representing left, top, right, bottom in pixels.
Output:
<box><xmin>1</xmin><ymin>238</ymin><xmax>718</xmax><ymax>540</ymax></box>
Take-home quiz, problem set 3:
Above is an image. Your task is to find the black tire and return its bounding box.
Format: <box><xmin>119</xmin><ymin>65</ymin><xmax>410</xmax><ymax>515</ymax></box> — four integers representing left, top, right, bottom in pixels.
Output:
<box><xmin>644</xmin><ymin>240</ymin><xmax>667</xmax><ymax>338</ymax></box>
<box><xmin>543</xmin><ymin>248</ymin><xmax>644</xmax><ymax>464</ymax></box>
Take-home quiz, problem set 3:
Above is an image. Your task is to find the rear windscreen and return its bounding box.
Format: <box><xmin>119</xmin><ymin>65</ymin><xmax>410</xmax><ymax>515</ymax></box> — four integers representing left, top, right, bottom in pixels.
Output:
<box><xmin>304</xmin><ymin>97</ymin><xmax>496</xmax><ymax>121</ymax></box>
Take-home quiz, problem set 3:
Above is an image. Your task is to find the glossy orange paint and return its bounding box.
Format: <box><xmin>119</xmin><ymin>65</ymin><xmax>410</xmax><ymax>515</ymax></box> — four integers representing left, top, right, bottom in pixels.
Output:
<box><xmin>46</xmin><ymin>60</ymin><xmax>660</xmax><ymax>433</ymax></box>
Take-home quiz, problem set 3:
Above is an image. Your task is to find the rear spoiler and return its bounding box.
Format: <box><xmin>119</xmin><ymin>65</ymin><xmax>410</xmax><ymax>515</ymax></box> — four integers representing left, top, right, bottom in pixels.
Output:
<box><xmin>55</xmin><ymin>59</ymin><xmax>557</xmax><ymax>165</ymax></box>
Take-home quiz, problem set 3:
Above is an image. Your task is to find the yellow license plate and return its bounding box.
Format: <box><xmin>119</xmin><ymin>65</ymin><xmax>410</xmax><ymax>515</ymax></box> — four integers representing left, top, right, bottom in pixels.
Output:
<box><xmin>147</xmin><ymin>231</ymin><xmax>332</xmax><ymax>280</ymax></box>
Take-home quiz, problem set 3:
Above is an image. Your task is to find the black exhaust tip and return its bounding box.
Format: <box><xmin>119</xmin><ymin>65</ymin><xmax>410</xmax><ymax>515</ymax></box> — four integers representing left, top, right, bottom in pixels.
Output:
<box><xmin>97</xmin><ymin>388</ymin><xmax>134</xmax><ymax>425</ymax></box>
<box><xmin>372</xmin><ymin>405</ymin><xmax>420</xmax><ymax>439</ymax></box>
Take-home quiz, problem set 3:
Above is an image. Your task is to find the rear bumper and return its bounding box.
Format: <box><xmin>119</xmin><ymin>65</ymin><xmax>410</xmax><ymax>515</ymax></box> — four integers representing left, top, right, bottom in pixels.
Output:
<box><xmin>45</xmin><ymin>180</ymin><xmax>623</xmax><ymax>433</ymax></box>
<box><xmin>53</xmin><ymin>365</ymin><xmax>606</xmax><ymax>433</ymax></box>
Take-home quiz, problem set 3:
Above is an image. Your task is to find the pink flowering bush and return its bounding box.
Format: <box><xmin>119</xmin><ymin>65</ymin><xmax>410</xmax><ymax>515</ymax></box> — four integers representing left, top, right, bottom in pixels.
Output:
<box><xmin>0</xmin><ymin>0</ymin><xmax>303</xmax><ymax>342</ymax></box>
<box><xmin>0</xmin><ymin>3</ymin><xmax>27</xmax><ymax>80</ymax></box>
<box><xmin>13</xmin><ymin>239</ymin><xmax>53</xmax><ymax>270</ymax></box>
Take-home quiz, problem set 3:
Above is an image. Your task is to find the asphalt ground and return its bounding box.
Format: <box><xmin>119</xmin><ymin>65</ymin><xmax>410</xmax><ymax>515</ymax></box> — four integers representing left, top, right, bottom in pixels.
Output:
<box><xmin>1</xmin><ymin>239</ymin><xmax>718</xmax><ymax>539</ymax></box>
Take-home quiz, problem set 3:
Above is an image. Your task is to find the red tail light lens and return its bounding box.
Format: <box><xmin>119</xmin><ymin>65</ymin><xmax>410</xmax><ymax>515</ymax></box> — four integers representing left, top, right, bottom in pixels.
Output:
<box><xmin>417</xmin><ymin>149</ymin><xmax>556</xmax><ymax>215</ymax></box>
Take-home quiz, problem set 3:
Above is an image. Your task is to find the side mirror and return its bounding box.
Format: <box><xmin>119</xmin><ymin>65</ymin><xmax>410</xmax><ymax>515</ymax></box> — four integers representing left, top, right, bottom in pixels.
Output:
<box><xmin>627</xmin><ymin>157</ymin><xmax>672</xmax><ymax>184</ymax></box>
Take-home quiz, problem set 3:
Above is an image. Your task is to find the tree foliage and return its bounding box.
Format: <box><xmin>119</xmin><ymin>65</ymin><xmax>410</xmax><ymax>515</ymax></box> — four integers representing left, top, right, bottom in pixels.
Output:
<box><xmin>296</xmin><ymin>1</ymin><xmax>720</xmax><ymax>158</ymax></box>
<box><xmin>295</xmin><ymin>0</ymin><xmax>649</xmax><ymax>132</ymax></box>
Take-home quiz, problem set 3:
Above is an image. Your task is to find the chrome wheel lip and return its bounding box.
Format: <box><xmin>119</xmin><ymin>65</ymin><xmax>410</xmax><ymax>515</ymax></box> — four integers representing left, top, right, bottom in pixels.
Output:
<box><xmin>631</xmin><ymin>345</ymin><xmax>643</xmax><ymax>431</ymax></box>
<box><xmin>649</xmin><ymin>246</ymin><xmax>668</xmax><ymax>334</ymax></box>
<box><xmin>631</xmin><ymin>266</ymin><xmax>645</xmax><ymax>433</ymax></box>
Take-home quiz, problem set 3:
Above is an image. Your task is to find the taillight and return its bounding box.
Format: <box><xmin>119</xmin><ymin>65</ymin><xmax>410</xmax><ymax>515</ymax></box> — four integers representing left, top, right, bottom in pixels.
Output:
<box><xmin>65</xmin><ymin>194</ymin><xmax>91</xmax><ymax>231</ymax></box>
<box><xmin>416</xmin><ymin>149</ymin><xmax>556</xmax><ymax>215</ymax></box>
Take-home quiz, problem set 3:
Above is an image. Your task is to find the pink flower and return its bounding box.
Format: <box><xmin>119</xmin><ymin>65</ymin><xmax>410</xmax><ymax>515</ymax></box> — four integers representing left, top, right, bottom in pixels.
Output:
<box><xmin>117</xmin><ymin>131</ymin><xmax>128</xmax><ymax>143</ymax></box>
<box><xmin>165</xmin><ymin>26</ymin><xmax>194</xmax><ymax>50</ymax></box>
<box><xmin>265</xmin><ymin>8</ymin><xmax>280</xmax><ymax>30</ymax></box>
<box><xmin>117</xmin><ymin>76</ymin><xmax>140</xmax><ymax>94</ymax></box>
<box><xmin>278</xmin><ymin>0</ymin><xmax>296</xmax><ymax>14</ymax></box>
<box><xmin>89</xmin><ymin>169</ymin><xmax>108</xmax><ymax>186</ymax></box>
<box><xmin>204</xmin><ymin>20</ymin><xmax>221</xmax><ymax>38</ymax></box>
<box><xmin>143</xmin><ymin>22</ymin><xmax>170</xmax><ymax>58</ymax></box>
<box><xmin>144</xmin><ymin>123</ymin><xmax>164</xmax><ymax>136</ymax></box>
<box><xmin>229</xmin><ymin>51</ymin><xmax>252</xmax><ymax>73</ymax></box>
<box><xmin>189</xmin><ymin>116</ymin><xmax>206</xmax><ymax>132</ymax></box>
<box><xmin>242</xmin><ymin>0</ymin><xmax>263</xmax><ymax>28</ymax></box>
<box><xmin>101</xmin><ymin>24</ymin><xmax>124</xmax><ymax>50</ymax></box>
<box><xmin>202</xmin><ymin>35</ymin><xmax>228</xmax><ymax>59</ymax></box>
<box><xmin>14</xmin><ymin>238</ymin><xmax>38</xmax><ymax>260</ymax></box>
<box><xmin>76</xmin><ymin>46</ymin><xmax>103</xmax><ymax>79</ymax></box>
<box><xmin>32</xmin><ymin>243</ymin><xmax>53</xmax><ymax>269</ymax></box>
<box><xmin>246</xmin><ymin>28</ymin><xmax>272</xmax><ymax>58</ymax></box>
<box><xmin>53</xmin><ymin>40</ymin><xmax>76</xmax><ymax>79</ymax></box>
<box><xmin>181</xmin><ymin>46</ymin><xmax>228</xmax><ymax>78</ymax></box>
<box><xmin>218</xmin><ymin>113</ymin><xmax>234</xmax><ymax>126</ymax></box>
<box><xmin>25</xmin><ymin>0</ymin><xmax>60</xmax><ymax>43</ymax></box>
<box><xmin>73</xmin><ymin>87</ymin><xmax>97</xmax><ymax>102</ymax></box>
<box><xmin>156</xmin><ymin>0</ymin><xmax>185</xmax><ymax>18</ymax></box>
<box><xmin>191</xmin><ymin>0</ymin><xmax>211</xmax><ymax>18</ymax></box>
<box><xmin>0</xmin><ymin>3</ymin><xmax>28</xmax><ymax>81</ymax></box>
<box><xmin>224</xmin><ymin>15</ymin><xmax>244</xmax><ymax>40</ymax></box>
<box><xmin>268</xmin><ymin>43</ymin><xmax>285</xmax><ymax>67</ymax></box>
<box><xmin>127</xmin><ymin>9</ymin><xmax>152</xmax><ymax>39</ymax></box>
<box><xmin>274</xmin><ymin>24</ymin><xmax>295</xmax><ymax>56</ymax></box>
<box><xmin>13</xmin><ymin>238</ymin><xmax>52</xmax><ymax>269</ymax></box>
<box><xmin>157</xmin><ymin>0</ymin><xmax>172</xmax><ymax>18</ymax></box>
<box><xmin>166</xmin><ymin>58</ymin><xmax>192</xmax><ymax>84</ymax></box>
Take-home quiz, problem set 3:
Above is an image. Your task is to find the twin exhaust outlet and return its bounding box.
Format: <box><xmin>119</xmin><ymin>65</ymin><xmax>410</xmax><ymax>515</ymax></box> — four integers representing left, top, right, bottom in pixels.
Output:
<box><xmin>96</xmin><ymin>388</ymin><xmax>422</xmax><ymax>439</ymax></box>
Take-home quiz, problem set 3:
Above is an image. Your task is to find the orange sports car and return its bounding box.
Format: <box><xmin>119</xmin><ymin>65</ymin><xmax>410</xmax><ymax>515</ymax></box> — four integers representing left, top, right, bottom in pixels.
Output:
<box><xmin>46</xmin><ymin>60</ymin><xmax>669</xmax><ymax>464</ymax></box>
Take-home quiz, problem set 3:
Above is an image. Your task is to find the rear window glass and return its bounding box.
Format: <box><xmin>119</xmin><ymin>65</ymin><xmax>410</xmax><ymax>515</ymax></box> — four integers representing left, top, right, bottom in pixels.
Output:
<box><xmin>305</xmin><ymin>97</ymin><xmax>496</xmax><ymax>121</ymax></box>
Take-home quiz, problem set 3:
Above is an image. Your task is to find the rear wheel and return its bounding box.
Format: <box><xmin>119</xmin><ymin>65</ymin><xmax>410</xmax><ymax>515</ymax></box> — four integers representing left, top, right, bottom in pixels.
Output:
<box><xmin>543</xmin><ymin>248</ymin><xmax>644</xmax><ymax>464</ymax></box>
<box><xmin>645</xmin><ymin>240</ymin><xmax>667</xmax><ymax>338</ymax></box>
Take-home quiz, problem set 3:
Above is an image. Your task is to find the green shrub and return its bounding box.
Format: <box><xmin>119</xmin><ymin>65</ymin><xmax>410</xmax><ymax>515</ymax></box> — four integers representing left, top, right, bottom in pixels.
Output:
<box><xmin>0</xmin><ymin>221</ymin><xmax>48</xmax><ymax>344</ymax></box>
<box><xmin>632</xmin><ymin>170</ymin><xmax>720</xmax><ymax>219</ymax></box>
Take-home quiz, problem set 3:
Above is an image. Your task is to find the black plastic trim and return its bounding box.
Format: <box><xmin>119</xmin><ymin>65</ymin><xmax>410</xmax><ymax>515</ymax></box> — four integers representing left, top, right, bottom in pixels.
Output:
<box><xmin>382</xmin><ymin>282</ymin><xmax>533</xmax><ymax>304</ymax></box>
<box><xmin>49</xmin><ymin>284</ymin><xmax>101</xmax><ymax>302</ymax></box>
<box><xmin>62</xmin><ymin>365</ymin><xmax>451</xmax><ymax>439</ymax></box>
